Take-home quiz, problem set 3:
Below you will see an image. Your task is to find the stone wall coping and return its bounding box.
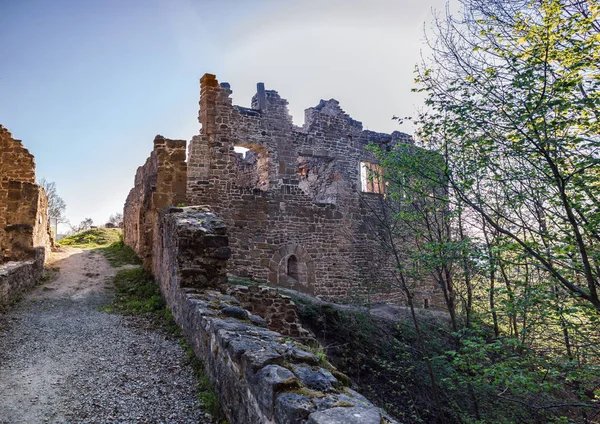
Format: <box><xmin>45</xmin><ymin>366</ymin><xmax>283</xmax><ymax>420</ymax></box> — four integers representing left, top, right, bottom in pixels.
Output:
<box><xmin>155</xmin><ymin>207</ymin><xmax>397</xmax><ymax>423</ymax></box>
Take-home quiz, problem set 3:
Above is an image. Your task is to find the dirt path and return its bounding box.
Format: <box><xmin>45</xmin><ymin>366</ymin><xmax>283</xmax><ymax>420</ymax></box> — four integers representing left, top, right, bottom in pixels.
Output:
<box><xmin>0</xmin><ymin>248</ymin><xmax>212</xmax><ymax>424</ymax></box>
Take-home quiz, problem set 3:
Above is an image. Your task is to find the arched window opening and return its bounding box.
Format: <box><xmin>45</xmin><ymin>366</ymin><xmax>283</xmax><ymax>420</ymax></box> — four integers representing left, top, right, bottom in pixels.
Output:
<box><xmin>424</xmin><ymin>298</ymin><xmax>430</xmax><ymax>309</ymax></box>
<box><xmin>287</xmin><ymin>255</ymin><xmax>299</xmax><ymax>281</ymax></box>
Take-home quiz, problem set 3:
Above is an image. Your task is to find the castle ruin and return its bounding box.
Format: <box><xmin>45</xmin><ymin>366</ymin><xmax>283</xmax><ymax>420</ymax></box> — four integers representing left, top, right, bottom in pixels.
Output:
<box><xmin>124</xmin><ymin>73</ymin><xmax>441</xmax><ymax>307</ymax></box>
<box><xmin>0</xmin><ymin>125</ymin><xmax>52</xmax><ymax>305</ymax></box>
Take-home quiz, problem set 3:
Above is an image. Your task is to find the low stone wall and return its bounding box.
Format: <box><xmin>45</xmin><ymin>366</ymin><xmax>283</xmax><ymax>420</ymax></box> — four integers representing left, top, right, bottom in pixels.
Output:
<box><xmin>228</xmin><ymin>284</ymin><xmax>314</xmax><ymax>343</ymax></box>
<box><xmin>152</xmin><ymin>206</ymin><xmax>393</xmax><ymax>424</ymax></box>
<box><xmin>0</xmin><ymin>247</ymin><xmax>44</xmax><ymax>307</ymax></box>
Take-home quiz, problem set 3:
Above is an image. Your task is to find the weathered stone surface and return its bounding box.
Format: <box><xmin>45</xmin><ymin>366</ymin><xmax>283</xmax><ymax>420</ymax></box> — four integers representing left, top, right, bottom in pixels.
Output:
<box><xmin>248</xmin><ymin>313</ymin><xmax>268</xmax><ymax>327</ymax></box>
<box><xmin>229</xmin><ymin>284</ymin><xmax>315</xmax><ymax>342</ymax></box>
<box><xmin>153</xmin><ymin>207</ymin><xmax>229</xmax><ymax>292</ymax></box>
<box><xmin>292</xmin><ymin>365</ymin><xmax>339</xmax><ymax>392</ymax></box>
<box><xmin>252</xmin><ymin>365</ymin><xmax>300</xmax><ymax>417</ymax></box>
<box><xmin>0</xmin><ymin>125</ymin><xmax>35</xmax><ymax>184</ymax></box>
<box><xmin>186</xmin><ymin>74</ymin><xmax>441</xmax><ymax>308</ymax></box>
<box><xmin>275</xmin><ymin>393</ymin><xmax>316</xmax><ymax>423</ymax></box>
<box><xmin>143</xmin><ymin>207</ymin><xmax>389</xmax><ymax>424</ymax></box>
<box><xmin>122</xmin><ymin>74</ymin><xmax>443</xmax><ymax>310</ymax></box>
<box><xmin>123</xmin><ymin>135</ymin><xmax>187</xmax><ymax>270</ymax></box>
<box><xmin>0</xmin><ymin>248</ymin><xmax>44</xmax><ymax>307</ymax></box>
<box><xmin>0</xmin><ymin>125</ymin><xmax>51</xmax><ymax>306</ymax></box>
<box><xmin>220</xmin><ymin>304</ymin><xmax>249</xmax><ymax>320</ymax></box>
<box><xmin>307</xmin><ymin>407</ymin><xmax>382</xmax><ymax>424</ymax></box>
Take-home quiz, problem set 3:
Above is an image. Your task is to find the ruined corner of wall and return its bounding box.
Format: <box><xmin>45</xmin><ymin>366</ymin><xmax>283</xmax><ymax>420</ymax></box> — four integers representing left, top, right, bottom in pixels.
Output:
<box><xmin>0</xmin><ymin>125</ymin><xmax>51</xmax><ymax>306</ymax></box>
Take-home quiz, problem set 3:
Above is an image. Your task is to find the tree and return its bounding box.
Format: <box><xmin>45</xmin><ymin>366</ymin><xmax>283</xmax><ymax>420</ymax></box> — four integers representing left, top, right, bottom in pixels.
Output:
<box><xmin>38</xmin><ymin>178</ymin><xmax>66</xmax><ymax>222</ymax></box>
<box><xmin>108</xmin><ymin>212</ymin><xmax>123</xmax><ymax>227</ymax></box>
<box><xmin>69</xmin><ymin>218</ymin><xmax>94</xmax><ymax>234</ymax></box>
<box><xmin>406</xmin><ymin>0</ymin><xmax>600</xmax><ymax>420</ymax></box>
<box><xmin>419</xmin><ymin>0</ymin><xmax>600</xmax><ymax>311</ymax></box>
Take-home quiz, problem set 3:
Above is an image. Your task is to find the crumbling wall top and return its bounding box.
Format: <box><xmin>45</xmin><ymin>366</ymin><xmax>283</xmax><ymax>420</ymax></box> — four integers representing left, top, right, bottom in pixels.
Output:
<box><xmin>0</xmin><ymin>124</ymin><xmax>36</xmax><ymax>184</ymax></box>
<box><xmin>196</xmin><ymin>74</ymin><xmax>411</xmax><ymax>145</ymax></box>
<box><xmin>304</xmin><ymin>99</ymin><xmax>363</xmax><ymax>132</ymax></box>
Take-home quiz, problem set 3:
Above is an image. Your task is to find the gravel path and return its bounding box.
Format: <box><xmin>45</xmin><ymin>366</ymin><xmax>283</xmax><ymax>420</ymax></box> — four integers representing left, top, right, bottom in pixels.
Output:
<box><xmin>0</xmin><ymin>248</ymin><xmax>213</xmax><ymax>424</ymax></box>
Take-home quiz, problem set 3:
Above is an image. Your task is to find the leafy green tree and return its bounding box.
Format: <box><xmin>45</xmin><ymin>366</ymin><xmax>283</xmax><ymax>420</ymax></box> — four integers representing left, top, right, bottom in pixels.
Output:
<box><xmin>418</xmin><ymin>0</ymin><xmax>600</xmax><ymax>311</ymax></box>
<box><xmin>365</xmin><ymin>0</ymin><xmax>600</xmax><ymax>421</ymax></box>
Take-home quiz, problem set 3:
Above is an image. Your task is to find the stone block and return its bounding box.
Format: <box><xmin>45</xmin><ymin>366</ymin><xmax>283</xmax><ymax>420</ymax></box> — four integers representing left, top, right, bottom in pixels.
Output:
<box><xmin>307</xmin><ymin>407</ymin><xmax>382</xmax><ymax>424</ymax></box>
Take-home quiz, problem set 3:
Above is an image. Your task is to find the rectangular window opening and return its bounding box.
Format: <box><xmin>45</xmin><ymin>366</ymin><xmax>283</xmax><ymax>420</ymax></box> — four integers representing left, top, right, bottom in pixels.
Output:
<box><xmin>360</xmin><ymin>162</ymin><xmax>384</xmax><ymax>194</ymax></box>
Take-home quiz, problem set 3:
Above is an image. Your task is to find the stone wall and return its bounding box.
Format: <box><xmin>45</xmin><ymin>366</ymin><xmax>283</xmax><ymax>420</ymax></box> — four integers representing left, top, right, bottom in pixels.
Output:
<box><xmin>0</xmin><ymin>248</ymin><xmax>44</xmax><ymax>307</ymax></box>
<box><xmin>123</xmin><ymin>135</ymin><xmax>187</xmax><ymax>270</ymax></box>
<box><xmin>153</xmin><ymin>206</ymin><xmax>394</xmax><ymax>424</ymax></box>
<box><xmin>228</xmin><ymin>284</ymin><xmax>314</xmax><ymax>343</ymax></box>
<box><xmin>0</xmin><ymin>125</ymin><xmax>51</xmax><ymax>264</ymax></box>
<box><xmin>0</xmin><ymin>180</ymin><xmax>51</xmax><ymax>262</ymax></box>
<box><xmin>0</xmin><ymin>125</ymin><xmax>35</xmax><ymax>184</ymax></box>
<box><xmin>186</xmin><ymin>74</ymin><xmax>442</xmax><ymax>308</ymax></box>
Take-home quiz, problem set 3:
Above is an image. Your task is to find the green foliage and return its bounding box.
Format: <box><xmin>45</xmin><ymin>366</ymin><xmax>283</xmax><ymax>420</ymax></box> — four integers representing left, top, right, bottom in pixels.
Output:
<box><xmin>227</xmin><ymin>275</ymin><xmax>265</xmax><ymax>287</ymax></box>
<box><xmin>58</xmin><ymin>228</ymin><xmax>121</xmax><ymax>248</ymax></box>
<box><xmin>179</xmin><ymin>338</ymin><xmax>224</xmax><ymax>421</ymax></box>
<box><xmin>293</xmin><ymin>296</ymin><xmax>459</xmax><ymax>423</ymax></box>
<box><xmin>111</xmin><ymin>267</ymin><xmax>165</xmax><ymax>315</ymax></box>
<box><xmin>102</xmin><ymin>238</ymin><xmax>142</xmax><ymax>267</ymax></box>
<box><xmin>417</xmin><ymin>0</ymin><xmax>600</xmax><ymax>311</ymax></box>
<box><xmin>377</xmin><ymin>0</ymin><xmax>600</xmax><ymax>421</ymax></box>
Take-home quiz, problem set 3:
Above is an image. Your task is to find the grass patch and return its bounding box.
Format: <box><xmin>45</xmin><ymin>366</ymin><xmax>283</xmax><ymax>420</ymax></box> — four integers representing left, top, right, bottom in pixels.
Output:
<box><xmin>38</xmin><ymin>265</ymin><xmax>60</xmax><ymax>284</ymax></box>
<box><xmin>102</xmin><ymin>240</ymin><xmax>142</xmax><ymax>267</ymax></box>
<box><xmin>107</xmin><ymin>266</ymin><xmax>225</xmax><ymax>421</ymax></box>
<box><xmin>180</xmin><ymin>340</ymin><xmax>224</xmax><ymax>421</ymax></box>
<box><xmin>111</xmin><ymin>267</ymin><xmax>165</xmax><ymax>315</ymax></box>
<box><xmin>292</xmin><ymin>295</ymin><xmax>455</xmax><ymax>423</ymax></box>
<box><xmin>227</xmin><ymin>275</ymin><xmax>265</xmax><ymax>287</ymax></box>
<box><xmin>58</xmin><ymin>228</ymin><xmax>122</xmax><ymax>248</ymax></box>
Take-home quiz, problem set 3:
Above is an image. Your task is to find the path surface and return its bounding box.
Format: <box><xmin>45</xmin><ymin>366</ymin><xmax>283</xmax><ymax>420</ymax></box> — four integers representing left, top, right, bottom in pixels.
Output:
<box><xmin>0</xmin><ymin>248</ymin><xmax>212</xmax><ymax>424</ymax></box>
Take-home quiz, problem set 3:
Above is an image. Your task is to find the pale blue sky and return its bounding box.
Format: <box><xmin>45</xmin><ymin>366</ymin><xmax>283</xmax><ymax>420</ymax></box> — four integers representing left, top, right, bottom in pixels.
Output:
<box><xmin>0</xmin><ymin>0</ymin><xmax>448</xmax><ymax>229</ymax></box>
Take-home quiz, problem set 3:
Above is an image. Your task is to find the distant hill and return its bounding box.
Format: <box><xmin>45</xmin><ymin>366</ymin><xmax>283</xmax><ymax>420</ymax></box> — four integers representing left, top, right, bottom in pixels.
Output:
<box><xmin>58</xmin><ymin>228</ymin><xmax>121</xmax><ymax>248</ymax></box>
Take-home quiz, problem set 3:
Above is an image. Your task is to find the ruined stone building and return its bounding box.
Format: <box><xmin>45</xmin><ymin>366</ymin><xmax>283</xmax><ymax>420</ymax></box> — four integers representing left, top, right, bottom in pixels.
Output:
<box><xmin>125</xmin><ymin>74</ymin><xmax>441</xmax><ymax>308</ymax></box>
<box><xmin>0</xmin><ymin>125</ymin><xmax>52</xmax><ymax>305</ymax></box>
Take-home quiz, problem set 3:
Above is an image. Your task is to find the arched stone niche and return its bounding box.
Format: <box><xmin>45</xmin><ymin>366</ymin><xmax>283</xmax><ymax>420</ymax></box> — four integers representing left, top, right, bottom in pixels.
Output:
<box><xmin>268</xmin><ymin>244</ymin><xmax>315</xmax><ymax>295</ymax></box>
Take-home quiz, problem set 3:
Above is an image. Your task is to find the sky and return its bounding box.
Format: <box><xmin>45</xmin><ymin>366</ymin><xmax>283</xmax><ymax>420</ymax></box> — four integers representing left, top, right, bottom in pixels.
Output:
<box><xmin>0</xmin><ymin>0</ymin><xmax>451</xmax><ymax>231</ymax></box>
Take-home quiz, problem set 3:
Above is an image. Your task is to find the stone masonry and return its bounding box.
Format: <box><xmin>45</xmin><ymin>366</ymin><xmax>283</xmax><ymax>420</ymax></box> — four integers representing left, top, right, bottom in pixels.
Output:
<box><xmin>186</xmin><ymin>74</ymin><xmax>441</xmax><ymax>307</ymax></box>
<box><xmin>0</xmin><ymin>125</ymin><xmax>51</xmax><ymax>306</ymax></box>
<box><xmin>124</xmin><ymin>74</ymin><xmax>443</xmax><ymax>308</ymax></box>
<box><xmin>228</xmin><ymin>284</ymin><xmax>315</xmax><ymax>343</ymax></box>
<box><xmin>153</xmin><ymin>206</ymin><xmax>395</xmax><ymax>424</ymax></box>
<box><xmin>123</xmin><ymin>135</ymin><xmax>187</xmax><ymax>270</ymax></box>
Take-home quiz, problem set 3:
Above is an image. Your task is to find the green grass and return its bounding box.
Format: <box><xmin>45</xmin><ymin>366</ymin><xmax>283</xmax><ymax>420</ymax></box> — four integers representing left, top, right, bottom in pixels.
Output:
<box><xmin>105</xmin><ymin>266</ymin><xmax>225</xmax><ymax>421</ymax></box>
<box><xmin>60</xmin><ymin>228</ymin><xmax>141</xmax><ymax>268</ymax></box>
<box><xmin>110</xmin><ymin>267</ymin><xmax>165</xmax><ymax>315</ymax></box>
<box><xmin>58</xmin><ymin>228</ymin><xmax>122</xmax><ymax>248</ymax></box>
<box><xmin>228</xmin><ymin>275</ymin><xmax>265</xmax><ymax>287</ymax></box>
<box><xmin>102</xmin><ymin>240</ymin><xmax>142</xmax><ymax>267</ymax></box>
<box><xmin>180</xmin><ymin>340</ymin><xmax>224</xmax><ymax>420</ymax></box>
